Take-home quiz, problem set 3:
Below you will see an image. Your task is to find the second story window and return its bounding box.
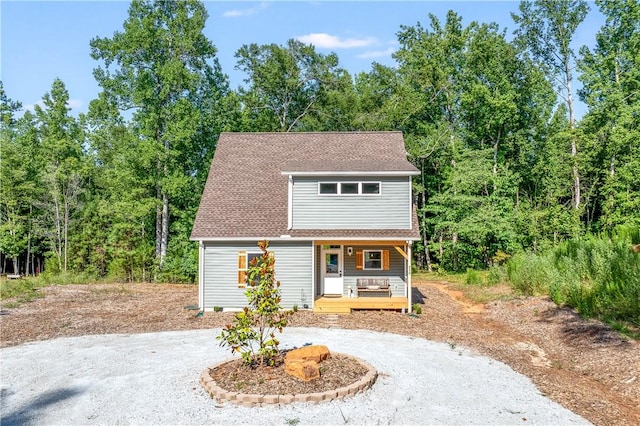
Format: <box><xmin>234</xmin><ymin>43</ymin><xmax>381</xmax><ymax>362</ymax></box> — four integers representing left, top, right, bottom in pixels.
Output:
<box><xmin>318</xmin><ymin>182</ymin><xmax>381</xmax><ymax>195</ymax></box>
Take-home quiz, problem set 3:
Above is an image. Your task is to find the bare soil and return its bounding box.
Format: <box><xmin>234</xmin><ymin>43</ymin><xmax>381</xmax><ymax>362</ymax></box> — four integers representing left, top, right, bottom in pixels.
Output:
<box><xmin>1</xmin><ymin>280</ymin><xmax>639</xmax><ymax>425</ymax></box>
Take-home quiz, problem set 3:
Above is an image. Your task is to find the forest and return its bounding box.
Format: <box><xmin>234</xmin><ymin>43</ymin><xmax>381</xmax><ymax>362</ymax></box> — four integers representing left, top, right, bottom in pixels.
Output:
<box><xmin>1</xmin><ymin>0</ymin><xmax>639</xmax><ymax>284</ymax></box>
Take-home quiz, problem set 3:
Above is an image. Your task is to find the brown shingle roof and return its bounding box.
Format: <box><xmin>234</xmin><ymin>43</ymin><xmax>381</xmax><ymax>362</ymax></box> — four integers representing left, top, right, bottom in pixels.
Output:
<box><xmin>191</xmin><ymin>132</ymin><xmax>420</xmax><ymax>240</ymax></box>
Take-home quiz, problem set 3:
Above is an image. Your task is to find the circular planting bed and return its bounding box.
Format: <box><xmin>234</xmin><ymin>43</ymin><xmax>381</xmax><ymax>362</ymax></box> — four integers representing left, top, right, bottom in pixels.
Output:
<box><xmin>200</xmin><ymin>352</ymin><xmax>378</xmax><ymax>407</ymax></box>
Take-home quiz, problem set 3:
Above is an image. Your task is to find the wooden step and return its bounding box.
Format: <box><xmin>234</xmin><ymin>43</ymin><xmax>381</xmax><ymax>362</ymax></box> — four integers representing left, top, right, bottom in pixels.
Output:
<box><xmin>312</xmin><ymin>305</ymin><xmax>352</xmax><ymax>314</ymax></box>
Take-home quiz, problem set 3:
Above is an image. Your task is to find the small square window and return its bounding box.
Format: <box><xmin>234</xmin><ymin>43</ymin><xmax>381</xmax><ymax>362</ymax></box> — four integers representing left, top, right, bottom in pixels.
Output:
<box><xmin>362</xmin><ymin>182</ymin><xmax>380</xmax><ymax>194</ymax></box>
<box><xmin>340</xmin><ymin>183</ymin><xmax>359</xmax><ymax>194</ymax></box>
<box><xmin>319</xmin><ymin>183</ymin><xmax>338</xmax><ymax>194</ymax></box>
<box><xmin>364</xmin><ymin>250</ymin><xmax>382</xmax><ymax>269</ymax></box>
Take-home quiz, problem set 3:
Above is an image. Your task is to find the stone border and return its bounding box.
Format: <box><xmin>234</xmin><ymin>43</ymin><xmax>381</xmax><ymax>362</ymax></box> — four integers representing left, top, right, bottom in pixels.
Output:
<box><xmin>200</xmin><ymin>353</ymin><xmax>378</xmax><ymax>407</ymax></box>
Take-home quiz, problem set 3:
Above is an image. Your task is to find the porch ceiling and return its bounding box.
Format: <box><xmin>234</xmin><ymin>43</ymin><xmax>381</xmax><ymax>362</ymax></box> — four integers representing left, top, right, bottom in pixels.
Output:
<box><xmin>314</xmin><ymin>240</ymin><xmax>408</xmax><ymax>246</ymax></box>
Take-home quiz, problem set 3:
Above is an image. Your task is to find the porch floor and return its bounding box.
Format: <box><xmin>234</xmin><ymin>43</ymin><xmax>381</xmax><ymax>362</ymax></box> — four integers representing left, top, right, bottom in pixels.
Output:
<box><xmin>313</xmin><ymin>295</ymin><xmax>408</xmax><ymax>314</ymax></box>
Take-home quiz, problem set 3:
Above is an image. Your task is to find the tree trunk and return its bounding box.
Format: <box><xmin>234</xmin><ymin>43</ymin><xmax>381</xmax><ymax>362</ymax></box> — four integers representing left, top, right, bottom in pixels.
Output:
<box><xmin>155</xmin><ymin>184</ymin><xmax>162</xmax><ymax>259</ymax></box>
<box><xmin>566</xmin><ymin>58</ymin><xmax>580</xmax><ymax>210</ymax></box>
<box><xmin>26</xmin><ymin>230</ymin><xmax>31</xmax><ymax>277</ymax></box>
<box><xmin>64</xmin><ymin>197</ymin><xmax>69</xmax><ymax>272</ymax></box>
<box><xmin>493</xmin><ymin>128</ymin><xmax>501</xmax><ymax>193</ymax></box>
<box><xmin>160</xmin><ymin>192</ymin><xmax>169</xmax><ymax>268</ymax></box>
<box><xmin>55</xmin><ymin>192</ymin><xmax>63</xmax><ymax>271</ymax></box>
<box><xmin>424</xmin><ymin>242</ymin><xmax>433</xmax><ymax>273</ymax></box>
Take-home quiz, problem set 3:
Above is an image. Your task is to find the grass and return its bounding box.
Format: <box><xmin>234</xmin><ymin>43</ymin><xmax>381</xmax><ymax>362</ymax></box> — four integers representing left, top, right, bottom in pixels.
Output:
<box><xmin>0</xmin><ymin>276</ymin><xmax>45</xmax><ymax>305</ymax></box>
<box><xmin>0</xmin><ymin>272</ymin><xmax>119</xmax><ymax>308</ymax></box>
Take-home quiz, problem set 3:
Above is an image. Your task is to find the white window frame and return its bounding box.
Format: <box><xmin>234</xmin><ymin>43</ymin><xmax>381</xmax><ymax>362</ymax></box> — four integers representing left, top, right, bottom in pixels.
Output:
<box><xmin>363</xmin><ymin>250</ymin><xmax>383</xmax><ymax>270</ymax></box>
<box><xmin>241</xmin><ymin>251</ymin><xmax>263</xmax><ymax>286</ymax></box>
<box><xmin>317</xmin><ymin>181</ymin><xmax>382</xmax><ymax>196</ymax></box>
<box><xmin>361</xmin><ymin>182</ymin><xmax>381</xmax><ymax>195</ymax></box>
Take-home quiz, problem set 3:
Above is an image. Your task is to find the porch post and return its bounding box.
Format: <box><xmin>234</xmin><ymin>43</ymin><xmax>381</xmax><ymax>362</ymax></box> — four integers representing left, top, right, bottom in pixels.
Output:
<box><xmin>407</xmin><ymin>242</ymin><xmax>412</xmax><ymax>313</ymax></box>
<box><xmin>199</xmin><ymin>241</ymin><xmax>205</xmax><ymax>311</ymax></box>
<box><xmin>311</xmin><ymin>241</ymin><xmax>315</xmax><ymax>310</ymax></box>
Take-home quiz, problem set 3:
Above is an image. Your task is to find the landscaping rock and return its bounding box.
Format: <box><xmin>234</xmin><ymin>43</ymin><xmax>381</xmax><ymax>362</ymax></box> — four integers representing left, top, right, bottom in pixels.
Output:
<box><xmin>285</xmin><ymin>359</ymin><xmax>320</xmax><ymax>381</ymax></box>
<box><xmin>285</xmin><ymin>345</ymin><xmax>330</xmax><ymax>363</ymax></box>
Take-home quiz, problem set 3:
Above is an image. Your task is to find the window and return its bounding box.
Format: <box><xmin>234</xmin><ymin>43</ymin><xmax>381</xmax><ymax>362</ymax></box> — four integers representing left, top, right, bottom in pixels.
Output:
<box><xmin>340</xmin><ymin>182</ymin><xmax>359</xmax><ymax>194</ymax></box>
<box><xmin>238</xmin><ymin>251</ymin><xmax>262</xmax><ymax>287</ymax></box>
<box><xmin>363</xmin><ymin>250</ymin><xmax>382</xmax><ymax>269</ymax></box>
<box><xmin>361</xmin><ymin>182</ymin><xmax>380</xmax><ymax>194</ymax></box>
<box><xmin>318</xmin><ymin>182</ymin><xmax>381</xmax><ymax>195</ymax></box>
<box><xmin>319</xmin><ymin>183</ymin><xmax>338</xmax><ymax>194</ymax></box>
<box><xmin>355</xmin><ymin>249</ymin><xmax>390</xmax><ymax>270</ymax></box>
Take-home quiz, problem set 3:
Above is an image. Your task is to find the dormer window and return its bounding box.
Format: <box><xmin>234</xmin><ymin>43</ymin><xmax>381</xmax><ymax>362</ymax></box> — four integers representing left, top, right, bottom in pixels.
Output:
<box><xmin>318</xmin><ymin>182</ymin><xmax>381</xmax><ymax>195</ymax></box>
<box><xmin>319</xmin><ymin>183</ymin><xmax>338</xmax><ymax>194</ymax></box>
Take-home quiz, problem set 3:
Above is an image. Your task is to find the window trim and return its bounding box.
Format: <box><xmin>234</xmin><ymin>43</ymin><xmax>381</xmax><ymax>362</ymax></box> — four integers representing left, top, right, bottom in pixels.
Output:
<box><xmin>362</xmin><ymin>249</ymin><xmax>383</xmax><ymax>270</ymax></box>
<box><xmin>317</xmin><ymin>181</ymin><xmax>382</xmax><ymax>196</ymax></box>
<box><xmin>238</xmin><ymin>251</ymin><xmax>262</xmax><ymax>288</ymax></box>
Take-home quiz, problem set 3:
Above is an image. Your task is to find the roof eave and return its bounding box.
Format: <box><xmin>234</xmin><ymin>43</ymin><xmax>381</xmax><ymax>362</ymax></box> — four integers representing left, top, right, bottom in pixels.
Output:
<box><xmin>280</xmin><ymin>170</ymin><xmax>420</xmax><ymax>176</ymax></box>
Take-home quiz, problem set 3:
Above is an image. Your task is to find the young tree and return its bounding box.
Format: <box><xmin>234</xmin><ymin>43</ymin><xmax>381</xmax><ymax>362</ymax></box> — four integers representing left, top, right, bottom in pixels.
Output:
<box><xmin>90</xmin><ymin>0</ymin><xmax>230</xmax><ymax>269</ymax></box>
<box><xmin>218</xmin><ymin>241</ymin><xmax>293</xmax><ymax>367</ymax></box>
<box><xmin>35</xmin><ymin>79</ymin><xmax>85</xmax><ymax>272</ymax></box>
<box><xmin>0</xmin><ymin>83</ymin><xmax>28</xmax><ymax>274</ymax></box>
<box><xmin>512</xmin><ymin>0</ymin><xmax>589</xmax><ymax>210</ymax></box>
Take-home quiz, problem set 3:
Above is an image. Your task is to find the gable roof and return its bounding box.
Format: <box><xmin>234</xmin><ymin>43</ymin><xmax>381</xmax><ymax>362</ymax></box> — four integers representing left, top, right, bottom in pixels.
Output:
<box><xmin>191</xmin><ymin>131</ymin><xmax>420</xmax><ymax>240</ymax></box>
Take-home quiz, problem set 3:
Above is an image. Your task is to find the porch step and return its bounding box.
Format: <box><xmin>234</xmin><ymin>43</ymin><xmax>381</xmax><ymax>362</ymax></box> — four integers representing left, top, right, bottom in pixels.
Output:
<box><xmin>324</xmin><ymin>314</ymin><xmax>341</xmax><ymax>328</ymax></box>
<box><xmin>312</xmin><ymin>305</ymin><xmax>352</xmax><ymax>314</ymax></box>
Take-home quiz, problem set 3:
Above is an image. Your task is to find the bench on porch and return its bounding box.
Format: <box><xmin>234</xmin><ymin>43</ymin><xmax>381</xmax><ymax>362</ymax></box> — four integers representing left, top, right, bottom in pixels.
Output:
<box><xmin>356</xmin><ymin>278</ymin><xmax>391</xmax><ymax>297</ymax></box>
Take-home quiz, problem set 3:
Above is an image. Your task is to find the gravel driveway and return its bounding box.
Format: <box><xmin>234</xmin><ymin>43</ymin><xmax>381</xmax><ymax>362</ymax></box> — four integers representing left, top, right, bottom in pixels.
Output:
<box><xmin>0</xmin><ymin>328</ymin><xmax>589</xmax><ymax>425</ymax></box>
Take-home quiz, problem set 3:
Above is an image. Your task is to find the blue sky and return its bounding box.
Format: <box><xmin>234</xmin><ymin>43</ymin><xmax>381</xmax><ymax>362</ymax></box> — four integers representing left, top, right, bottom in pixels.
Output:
<box><xmin>1</xmin><ymin>1</ymin><xmax>604</xmax><ymax>117</ymax></box>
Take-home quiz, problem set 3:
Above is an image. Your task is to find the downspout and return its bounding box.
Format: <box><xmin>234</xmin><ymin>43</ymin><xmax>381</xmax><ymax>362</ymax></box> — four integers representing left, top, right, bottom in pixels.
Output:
<box><xmin>287</xmin><ymin>175</ymin><xmax>293</xmax><ymax>230</ymax></box>
<box><xmin>199</xmin><ymin>241</ymin><xmax>205</xmax><ymax>310</ymax></box>
<box><xmin>408</xmin><ymin>177</ymin><xmax>413</xmax><ymax>228</ymax></box>
<box><xmin>311</xmin><ymin>241</ymin><xmax>315</xmax><ymax>311</ymax></box>
<box><xmin>407</xmin><ymin>241</ymin><xmax>412</xmax><ymax>313</ymax></box>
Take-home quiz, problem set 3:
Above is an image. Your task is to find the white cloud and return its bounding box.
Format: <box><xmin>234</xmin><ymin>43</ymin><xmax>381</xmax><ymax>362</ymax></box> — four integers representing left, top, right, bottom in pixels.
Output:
<box><xmin>23</xmin><ymin>98</ymin><xmax>83</xmax><ymax>112</ymax></box>
<box><xmin>296</xmin><ymin>33</ymin><xmax>376</xmax><ymax>49</ymax></box>
<box><xmin>23</xmin><ymin>100</ymin><xmax>44</xmax><ymax>113</ymax></box>
<box><xmin>223</xmin><ymin>2</ymin><xmax>269</xmax><ymax>17</ymax></box>
<box><xmin>67</xmin><ymin>99</ymin><xmax>83</xmax><ymax>110</ymax></box>
<box><xmin>356</xmin><ymin>47</ymin><xmax>396</xmax><ymax>59</ymax></box>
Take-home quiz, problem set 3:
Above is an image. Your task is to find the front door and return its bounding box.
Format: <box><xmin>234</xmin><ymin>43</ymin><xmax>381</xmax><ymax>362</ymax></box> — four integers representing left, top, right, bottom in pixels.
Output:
<box><xmin>321</xmin><ymin>246</ymin><xmax>343</xmax><ymax>295</ymax></box>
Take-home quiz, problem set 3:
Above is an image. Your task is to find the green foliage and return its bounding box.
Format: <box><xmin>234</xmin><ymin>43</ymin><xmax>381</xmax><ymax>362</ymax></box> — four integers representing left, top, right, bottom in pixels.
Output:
<box><xmin>234</xmin><ymin>38</ymin><xmax>343</xmax><ymax>132</ymax></box>
<box><xmin>1</xmin><ymin>0</ymin><xmax>638</xmax><ymax>289</ymax></box>
<box><xmin>465</xmin><ymin>269</ymin><xmax>482</xmax><ymax>286</ymax></box>
<box><xmin>412</xmin><ymin>303</ymin><xmax>422</xmax><ymax>315</ymax></box>
<box><xmin>506</xmin><ymin>252</ymin><xmax>558</xmax><ymax>295</ymax></box>
<box><xmin>487</xmin><ymin>265</ymin><xmax>507</xmax><ymax>285</ymax></box>
<box><xmin>507</xmin><ymin>227</ymin><xmax>640</xmax><ymax>330</ymax></box>
<box><xmin>217</xmin><ymin>241</ymin><xmax>293</xmax><ymax>366</ymax></box>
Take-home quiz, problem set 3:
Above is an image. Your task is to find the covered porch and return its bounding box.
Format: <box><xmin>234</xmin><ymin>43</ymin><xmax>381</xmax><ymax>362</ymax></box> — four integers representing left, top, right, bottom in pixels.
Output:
<box><xmin>312</xmin><ymin>239</ymin><xmax>412</xmax><ymax>314</ymax></box>
<box><xmin>313</xmin><ymin>294</ymin><xmax>408</xmax><ymax>313</ymax></box>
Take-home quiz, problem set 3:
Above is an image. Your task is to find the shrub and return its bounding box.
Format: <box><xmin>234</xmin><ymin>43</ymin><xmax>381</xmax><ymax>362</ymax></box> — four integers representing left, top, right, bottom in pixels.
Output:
<box><xmin>217</xmin><ymin>241</ymin><xmax>293</xmax><ymax>366</ymax></box>
<box><xmin>506</xmin><ymin>252</ymin><xmax>556</xmax><ymax>296</ymax></box>
<box><xmin>465</xmin><ymin>269</ymin><xmax>482</xmax><ymax>286</ymax></box>
<box><xmin>412</xmin><ymin>303</ymin><xmax>422</xmax><ymax>315</ymax></box>
<box><xmin>507</xmin><ymin>227</ymin><xmax>640</xmax><ymax>329</ymax></box>
<box><xmin>487</xmin><ymin>265</ymin><xmax>506</xmax><ymax>285</ymax></box>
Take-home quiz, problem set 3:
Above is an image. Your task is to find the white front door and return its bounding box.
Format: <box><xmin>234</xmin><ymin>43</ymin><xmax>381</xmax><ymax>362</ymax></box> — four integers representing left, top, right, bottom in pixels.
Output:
<box><xmin>321</xmin><ymin>246</ymin><xmax>343</xmax><ymax>295</ymax></box>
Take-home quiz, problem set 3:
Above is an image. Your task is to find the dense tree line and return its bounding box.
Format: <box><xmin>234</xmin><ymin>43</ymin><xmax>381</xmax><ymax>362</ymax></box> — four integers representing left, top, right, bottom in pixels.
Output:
<box><xmin>1</xmin><ymin>0</ymin><xmax>638</xmax><ymax>280</ymax></box>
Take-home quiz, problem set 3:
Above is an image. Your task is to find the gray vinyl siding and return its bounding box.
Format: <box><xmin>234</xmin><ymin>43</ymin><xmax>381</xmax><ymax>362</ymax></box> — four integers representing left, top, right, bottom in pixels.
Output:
<box><xmin>343</xmin><ymin>245</ymin><xmax>407</xmax><ymax>297</ymax></box>
<box><xmin>315</xmin><ymin>245</ymin><xmax>407</xmax><ymax>297</ymax></box>
<box><xmin>202</xmin><ymin>241</ymin><xmax>313</xmax><ymax>310</ymax></box>
<box><xmin>292</xmin><ymin>176</ymin><xmax>411</xmax><ymax>229</ymax></box>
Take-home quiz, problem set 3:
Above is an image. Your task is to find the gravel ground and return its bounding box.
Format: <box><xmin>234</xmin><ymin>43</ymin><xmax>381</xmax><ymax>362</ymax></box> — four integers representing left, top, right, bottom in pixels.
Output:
<box><xmin>0</xmin><ymin>328</ymin><xmax>589</xmax><ymax>425</ymax></box>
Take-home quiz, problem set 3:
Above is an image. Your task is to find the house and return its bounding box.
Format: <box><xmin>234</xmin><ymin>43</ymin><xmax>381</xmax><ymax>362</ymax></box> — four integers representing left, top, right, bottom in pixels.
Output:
<box><xmin>190</xmin><ymin>132</ymin><xmax>420</xmax><ymax>313</ymax></box>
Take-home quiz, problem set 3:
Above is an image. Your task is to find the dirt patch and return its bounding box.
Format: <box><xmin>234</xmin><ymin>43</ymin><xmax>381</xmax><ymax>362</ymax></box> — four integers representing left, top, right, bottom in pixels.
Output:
<box><xmin>1</xmin><ymin>280</ymin><xmax>639</xmax><ymax>425</ymax></box>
